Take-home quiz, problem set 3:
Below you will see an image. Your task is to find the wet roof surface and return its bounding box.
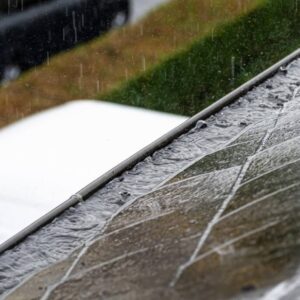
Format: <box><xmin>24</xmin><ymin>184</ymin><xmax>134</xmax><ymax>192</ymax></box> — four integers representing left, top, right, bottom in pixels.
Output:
<box><xmin>2</xmin><ymin>59</ymin><xmax>300</xmax><ymax>299</ymax></box>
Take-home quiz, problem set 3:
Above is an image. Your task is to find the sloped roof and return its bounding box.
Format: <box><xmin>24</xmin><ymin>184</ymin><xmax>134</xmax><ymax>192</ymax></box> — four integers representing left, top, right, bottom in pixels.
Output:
<box><xmin>2</xmin><ymin>52</ymin><xmax>300</xmax><ymax>299</ymax></box>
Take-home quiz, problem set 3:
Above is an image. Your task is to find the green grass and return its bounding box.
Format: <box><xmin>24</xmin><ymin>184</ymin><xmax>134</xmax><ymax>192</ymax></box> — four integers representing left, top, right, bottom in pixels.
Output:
<box><xmin>102</xmin><ymin>0</ymin><xmax>300</xmax><ymax>116</ymax></box>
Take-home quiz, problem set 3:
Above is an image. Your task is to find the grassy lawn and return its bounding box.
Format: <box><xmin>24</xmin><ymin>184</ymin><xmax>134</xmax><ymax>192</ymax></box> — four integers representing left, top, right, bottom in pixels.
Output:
<box><xmin>103</xmin><ymin>0</ymin><xmax>300</xmax><ymax>116</ymax></box>
<box><xmin>0</xmin><ymin>0</ymin><xmax>260</xmax><ymax>128</ymax></box>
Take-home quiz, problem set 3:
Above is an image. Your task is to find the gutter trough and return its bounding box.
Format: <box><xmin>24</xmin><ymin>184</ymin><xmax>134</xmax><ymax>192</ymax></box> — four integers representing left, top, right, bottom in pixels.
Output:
<box><xmin>1</xmin><ymin>48</ymin><xmax>300</xmax><ymax>255</ymax></box>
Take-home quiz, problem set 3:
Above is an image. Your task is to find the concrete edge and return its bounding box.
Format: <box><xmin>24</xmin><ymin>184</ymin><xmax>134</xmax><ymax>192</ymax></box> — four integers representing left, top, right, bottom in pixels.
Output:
<box><xmin>1</xmin><ymin>48</ymin><xmax>300</xmax><ymax>255</ymax></box>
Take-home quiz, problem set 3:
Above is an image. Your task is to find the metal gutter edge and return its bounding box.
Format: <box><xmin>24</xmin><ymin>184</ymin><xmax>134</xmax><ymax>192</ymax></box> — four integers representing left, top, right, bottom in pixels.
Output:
<box><xmin>1</xmin><ymin>48</ymin><xmax>300</xmax><ymax>255</ymax></box>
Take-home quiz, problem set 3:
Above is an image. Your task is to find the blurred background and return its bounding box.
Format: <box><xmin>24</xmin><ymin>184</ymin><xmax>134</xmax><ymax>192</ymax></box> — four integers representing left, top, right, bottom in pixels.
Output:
<box><xmin>0</xmin><ymin>0</ymin><xmax>300</xmax><ymax>243</ymax></box>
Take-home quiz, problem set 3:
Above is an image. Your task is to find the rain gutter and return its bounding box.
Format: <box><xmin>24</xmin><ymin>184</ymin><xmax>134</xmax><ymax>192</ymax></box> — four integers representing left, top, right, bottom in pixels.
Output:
<box><xmin>1</xmin><ymin>48</ymin><xmax>300</xmax><ymax>255</ymax></box>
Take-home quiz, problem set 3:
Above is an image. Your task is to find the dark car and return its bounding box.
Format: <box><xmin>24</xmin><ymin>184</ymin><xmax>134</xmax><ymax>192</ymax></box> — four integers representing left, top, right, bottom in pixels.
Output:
<box><xmin>0</xmin><ymin>0</ymin><xmax>130</xmax><ymax>80</ymax></box>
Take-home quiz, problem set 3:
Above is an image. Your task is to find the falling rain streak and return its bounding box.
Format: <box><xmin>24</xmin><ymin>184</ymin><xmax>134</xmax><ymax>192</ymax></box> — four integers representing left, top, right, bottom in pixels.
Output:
<box><xmin>231</xmin><ymin>56</ymin><xmax>235</xmax><ymax>83</ymax></box>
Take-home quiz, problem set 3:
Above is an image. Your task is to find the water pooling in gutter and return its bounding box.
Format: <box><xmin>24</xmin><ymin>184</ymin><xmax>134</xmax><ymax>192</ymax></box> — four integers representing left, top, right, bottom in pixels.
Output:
<box><xmin>1</xmin><ymin>57</ymin><xmax>300</xmax><ymax>297</ymax></box>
